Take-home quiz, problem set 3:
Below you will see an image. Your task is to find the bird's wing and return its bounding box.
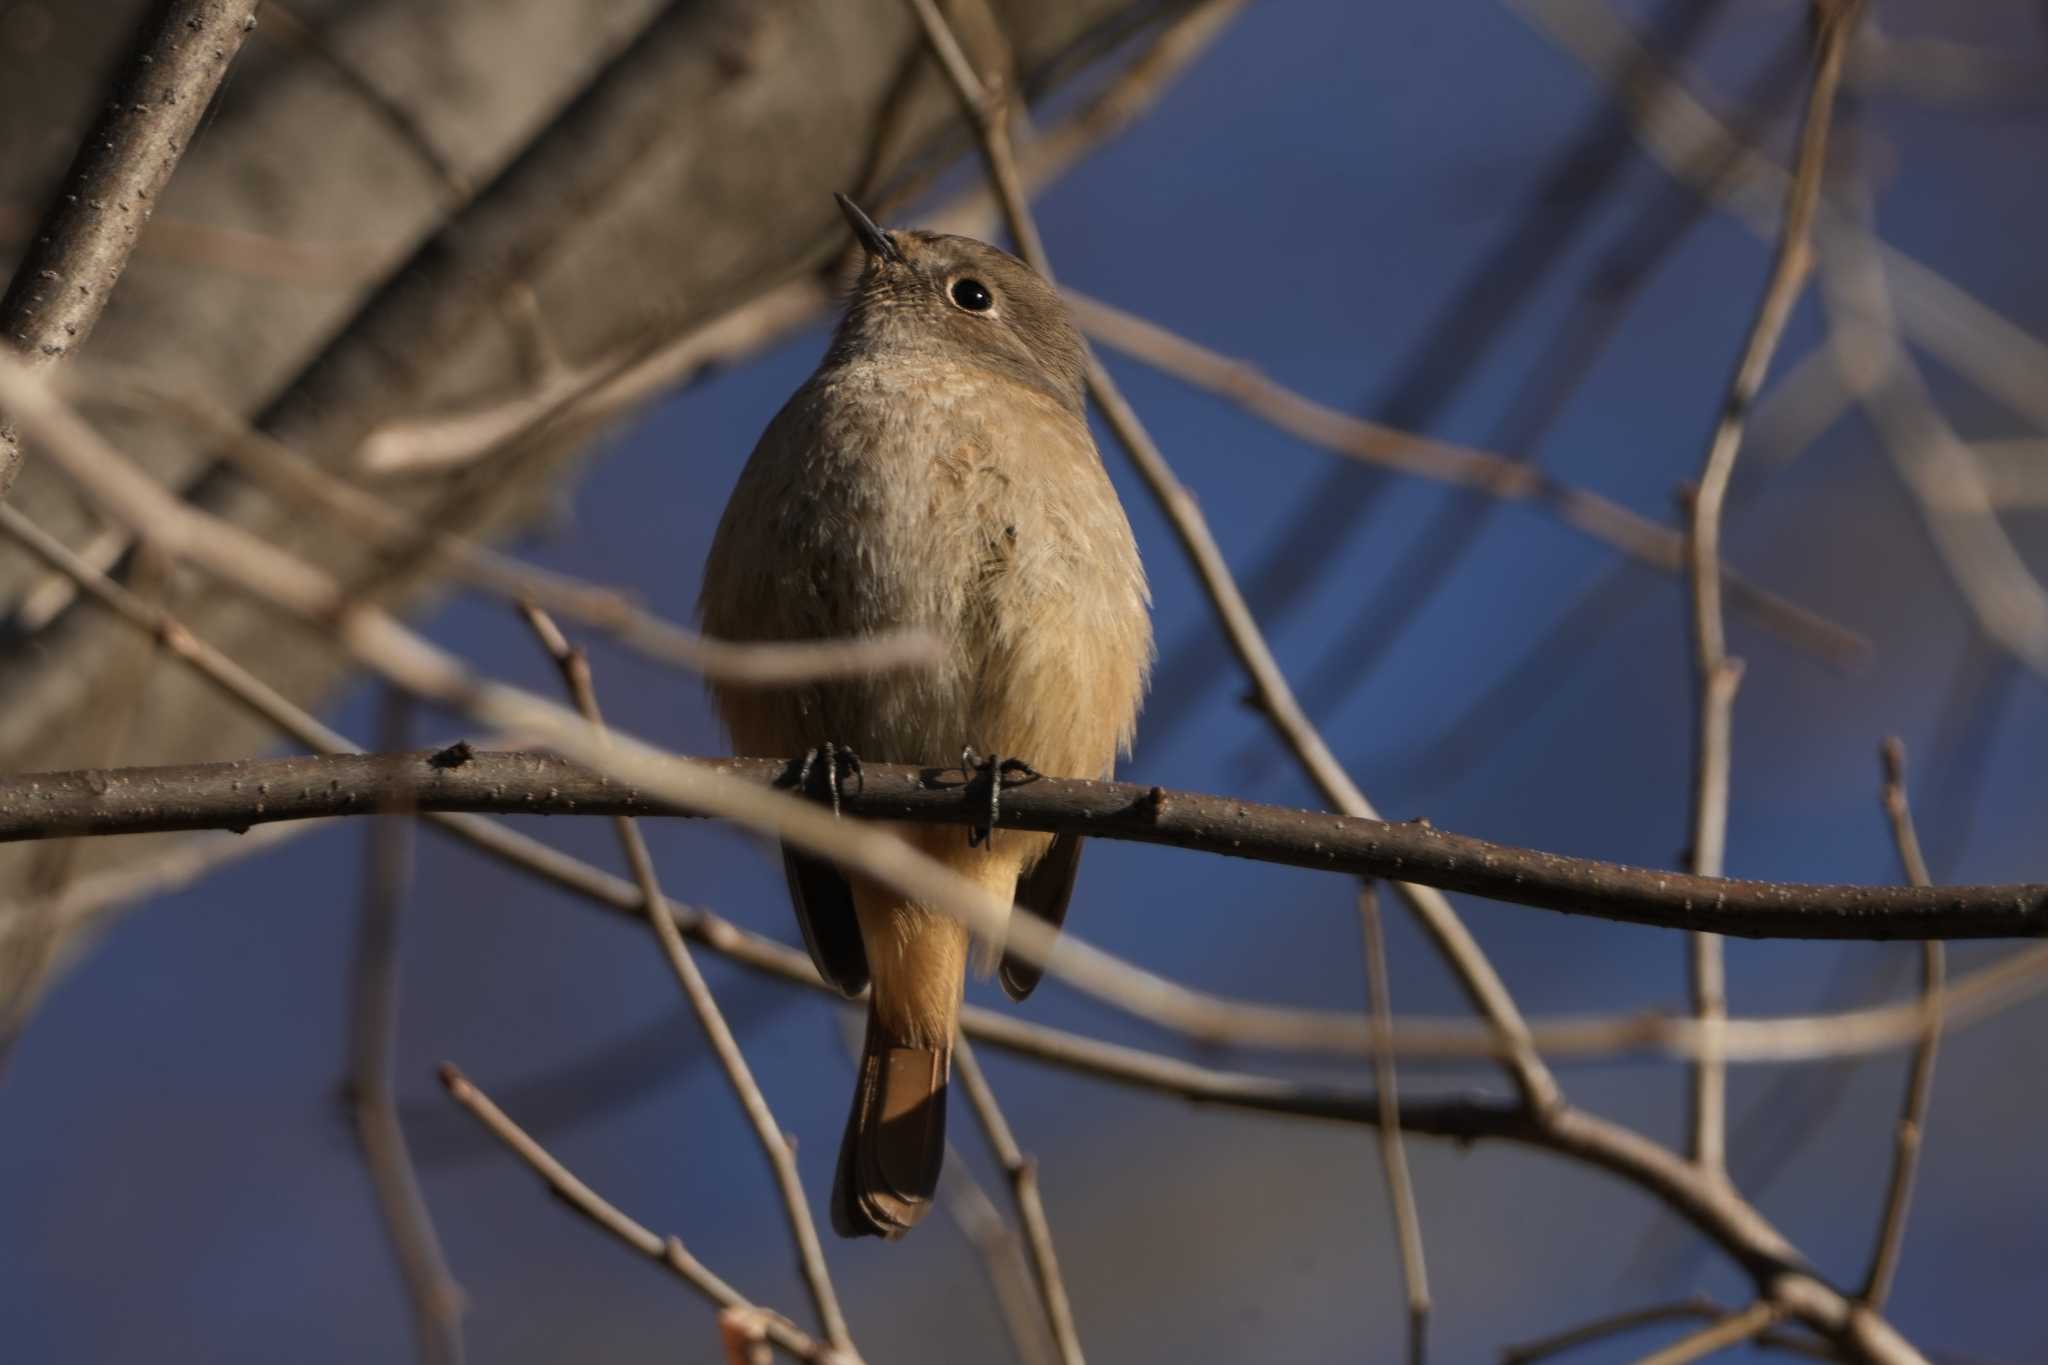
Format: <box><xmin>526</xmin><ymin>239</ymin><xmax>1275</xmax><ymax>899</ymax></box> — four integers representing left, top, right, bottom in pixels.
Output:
<box><xmin>782</xmin><ymin>844</ymin><xmax>869</xmax><ymax>995</ymax></box>
<box><xmin>999</xmin><ymin>833</ymin><xmax>1082</xmax><ymax>1000</ymax></box>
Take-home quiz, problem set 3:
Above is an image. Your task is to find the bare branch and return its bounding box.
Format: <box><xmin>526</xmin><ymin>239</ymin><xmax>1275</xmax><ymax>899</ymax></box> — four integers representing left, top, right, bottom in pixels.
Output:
<box><xmin>0</xmin><ymin>0</ymin><xmax>260</xmax><ymax>496</ymax></box>
<box><xmin>1636</xmin><ymin>1300</ymin><xmax>1782</xmax><ymax>1365</ymax></box>
<box><xmin>952</xmin><ymin>1041</ymin><xmax>1085</xmax><ymax>1365</ymax></box>
<box><xmin>1499</xmin><ymin>1302</ymin><xmax>1844</xmax><ymax>1364</ymax></box>
<box><xmin>720</xmin><ymin>1308</ymin><xmax>778</xmax><ymax>1365</ymax></box>
<box><xmin>1500</xmin><ymin>1296</ymin><xmax>1722</xmax><ymax>1364</ymax></box>
<box><xmin>83</xmin><ymin>375</ymin><xmax>940</xmax><ymax>686</ymax></box>
<box><xmin>347</xmin><ymin>693</ymin><xmax>464</xmax><ymax>1365</ymax></box>
<box><xmin>0</xmin><ymin>540</ymin><xmax>168</xmax><ymax>1051</ymax></box>
<box><xmin>1858</xmin><ymin>740</ymin><xmax>1942</xmax><ymax>1311</ymax></box>
<box><xmin>1681</xmin><ymin>0</ymin><xmax>1860</xmax><ymax>1173</ymax></box>
<box><xmin>1819</xmin><ymin>197</ymin><xmax>2048</xmax><ymax>678</ymax></box>
<box><xmin>436</xmin><ymin>1064</ymin><xmax>835</xmax><ymax>1363</ymax></box>
<box><xmin>1681</xmin><ymin>655</ymin><xmax>1741</xmax><ymax>1169</ymax></box>
<box><xmin>1516</xmin><ymin>0</ymin><xmax>2048</xmax><ymax>681</ymax></box>
<box><xmin>1969</xmin><ymin>438</ymin><xmax>2048</xmax><ymax>509</ymax></box>
<box><xmin>983</xmin><ymin>1014</ymin><xmax>1917</xmax><ymax>1362</ymax></box>
<box><xmin>935</xmin><ymin>1143</ymin><xmax>1062</xmax><ymax>1365</ymax></box>
<box><xmin>518</xmin><ymin>605</ymin><xmax>853</xmax><ymax>1356</ymax></box>
<box><xmin>1066</xmin><ymin>292</ymin><xmax>1865</xmax><ymax>666</ymax></box>
<box><xmin>1514</xmin><ymin>0</ymin><xmax>2048</xmax><ymax>434</ymax></box>
<box><xmin>7</xmin><ymin>747</ymin><xmax>2043</xmax><ymax>945</ymax></box>
<box><xmin>1358</xmin><ymin>885</ymin><xmax>1430</xmax><ymax>1363</ymax></box>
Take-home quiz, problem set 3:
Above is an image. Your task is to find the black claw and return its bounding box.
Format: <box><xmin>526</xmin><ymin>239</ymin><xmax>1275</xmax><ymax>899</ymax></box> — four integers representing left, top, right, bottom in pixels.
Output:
<box><xmin>799</xmin><ymin>742</ymin><xmax>863</xmax><ymax>817</ymax></box>
<box><xmin>961</xmin><ymin>748</ymin><xmax>1039</xmax><ymax>848</ymax></box>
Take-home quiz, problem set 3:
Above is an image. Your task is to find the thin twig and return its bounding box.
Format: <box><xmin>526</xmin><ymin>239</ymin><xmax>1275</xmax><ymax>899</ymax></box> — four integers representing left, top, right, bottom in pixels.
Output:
<box><xmin>1500</xmin><ymin>1296</ymin><xmax>1722</xmax><ymax>1364</ymax></box>
<box><xmin>0</xmin><ymin>0</ymin><xmax>260</xmax><ymax>497</ymax></box>
<box><xmin>1634</xmin><ymin>1299</ymin><xmax>1782</xmax><ymax>1365</ymax></box>
<box><xmin>720</xmin><ymin>1308</ymin><xmax>777</xmax><ymax>1365</ymax></box>
<box><xmin>1503</xmin><ymin>1301</ymin><xmax>1843</xmax><ymax>1364</ymax></box>
<box><xmin>1516</xmin><ymin>0</ymin><xmax>2048</xmax><ymax>679</ymax></box>
<box><xmin>1066</xmin><ymin>293</ymin><xmax>1864</xmax><ymax>666</ymax></box>
<box><xmin>436</xmin><ymin>1063</ymin><xmax>831</xmax><ymax>1363</ymax></box>
<box><xmin>1682</xmin><ymin>656</ymin><xmax>1740</xmax><ymax>1171</ymax></box>
<box><xmin>936</xmin><ymin>1147</ymin><xmax>1063</xmax><ymax>1365</ymax></box>
<box><xmin>1818</xmin><ymin>190</ymin><xmax>2048</xmax><ymax>678</ymax></box>
<box><xmin>1680</xmin><ymin>0</ymin><xmax>1861</xmax><ymax>1173</ymax></box>
<box><xmin>952</xmin><ymin>1041</ymin><xmax>1085</xmax><ymax>1365</ymax></box>
<box><xmin>903</xmin><ymin>0</ymin><xmax>1560</xmax><ymax>1118</ymax></box>
<box><xmin>1746</xmin><ymin>345</ymin><xmax>1858</xmax><ymax>469</ymax></box>
<box><xmin>80</xmin><ymin>370</ymin><xmax>941</xmax><ymax>687</ymax></box>
<box><xmin>518</xmin><ymin>604</ymin><xmax>854</xmax><ymax>1359</ymax></box>
<box><xmin>0</xmin><ymin>542</ymin><xmax>169</xmax><ymax>1055</ymax></box>
<box><xmin>1859</xmin><ymin>739</ymin><xmax>1942</xmax><ymax>1310</ymax></box>
<box><xmin>1358</xmin><ymin>885</ymin><xmax>1430</xmax><ymax>1363</ymax></box>
<box><xmin>348</xmin><ymin>692</ymin><xmax>464</xmax><ymax>1365</ymax></box>
<box><xmin>1516</xmin><ymin>0</ymin><xmax>2048</xmax><ymax>436</ymax></box>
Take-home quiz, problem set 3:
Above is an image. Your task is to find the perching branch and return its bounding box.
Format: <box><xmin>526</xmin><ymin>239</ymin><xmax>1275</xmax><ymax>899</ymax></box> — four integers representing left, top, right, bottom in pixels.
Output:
<box><xmin>0</xmin><ymin>444</ymin><xmax>1950</xmax><ymax>1365</ymax></box>
<box><xmin>9</xmin><ymin>451</ymin><xmax>2015</xmax><ymax>1079</ymax></box>
<box><xmin>0</xmin><ymin>0</ymin><xmax>260</xmax><ymax>496</ymax></box>
<box><xmin>4</xmin><ymin>748</ymin><xmax>2042</xmax><ymax>942</ymax></box>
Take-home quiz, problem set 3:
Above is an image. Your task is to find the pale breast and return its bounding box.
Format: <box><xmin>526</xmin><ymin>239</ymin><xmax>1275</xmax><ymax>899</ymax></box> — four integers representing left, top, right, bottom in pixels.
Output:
<box><xmin>700</xmin><ymin>357</ymin><xmax>1151</xmax><ymax>777</ymax></box>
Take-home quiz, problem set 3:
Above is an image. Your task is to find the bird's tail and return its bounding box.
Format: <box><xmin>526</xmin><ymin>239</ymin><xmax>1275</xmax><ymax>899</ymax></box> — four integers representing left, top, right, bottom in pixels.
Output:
<box><xmin>832</xmin><ymin>998</ymin><xmax>951</xmax><ymax>1238</ymax></box>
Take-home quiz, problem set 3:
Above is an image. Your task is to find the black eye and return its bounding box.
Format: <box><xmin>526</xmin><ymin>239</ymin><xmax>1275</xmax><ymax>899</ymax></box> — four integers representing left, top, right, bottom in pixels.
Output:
<box><xmin>950</xmin><ymin>278</ymin><xmax>994</xmax><ymax>312</ymax></box>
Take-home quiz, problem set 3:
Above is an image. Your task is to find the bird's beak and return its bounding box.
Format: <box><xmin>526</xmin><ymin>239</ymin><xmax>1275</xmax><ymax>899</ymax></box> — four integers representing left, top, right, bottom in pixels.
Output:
<box><xmin>834</xmin><ymin>192</ymin><xmax>904</xmax><ymax>265</ymax></box>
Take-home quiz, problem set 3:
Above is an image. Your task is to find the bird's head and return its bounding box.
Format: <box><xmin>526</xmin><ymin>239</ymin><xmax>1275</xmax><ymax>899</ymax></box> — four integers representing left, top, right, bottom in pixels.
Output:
<box><xmin>826</xmin><ymin>193</ymin><xmax>1088</xmax><ymax>416</ymax></box>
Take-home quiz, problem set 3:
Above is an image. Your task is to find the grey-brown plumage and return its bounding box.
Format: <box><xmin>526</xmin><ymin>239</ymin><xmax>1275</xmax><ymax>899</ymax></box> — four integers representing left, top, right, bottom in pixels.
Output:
<box><xmin>698</xmin><ymin>196</ymin><xmax>1151</xmax><ymax>1239</ymax></box>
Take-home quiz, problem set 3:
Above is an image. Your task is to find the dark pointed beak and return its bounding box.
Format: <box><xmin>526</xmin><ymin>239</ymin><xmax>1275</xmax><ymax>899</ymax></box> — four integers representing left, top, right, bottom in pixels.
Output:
<box><xmin>834</xmin><ymin>192</ymin><xmax>904</xmax><ymax>265</ymax></box>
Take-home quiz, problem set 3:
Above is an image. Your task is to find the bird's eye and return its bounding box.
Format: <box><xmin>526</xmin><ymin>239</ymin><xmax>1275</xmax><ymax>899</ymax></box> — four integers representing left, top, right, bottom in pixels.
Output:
<box><xmin>950</xmin><ymin>278</ymin><xmax>994</xmax><ymax>312</ymax></box>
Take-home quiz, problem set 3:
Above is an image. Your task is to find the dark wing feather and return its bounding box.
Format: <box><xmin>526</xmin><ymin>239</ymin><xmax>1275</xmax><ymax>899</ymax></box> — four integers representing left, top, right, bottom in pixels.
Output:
<box><xmin>782</xmin><ymin>844</ymin><xmax>869</xmax><ymax>995</ymax></box>
<box><xmin>999</xmin><ymin>834</ymin><xmax>1082</xmax><ymax>1000</ymax></box>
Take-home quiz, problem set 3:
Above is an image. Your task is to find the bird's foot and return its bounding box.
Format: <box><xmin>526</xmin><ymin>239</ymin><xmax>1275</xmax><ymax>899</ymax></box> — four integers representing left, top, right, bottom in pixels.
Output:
<box><xmin>798</xmin><ymin>742</ymin><xmax>864</xmax><ymax>817</ymax></box>
<box><xmin>960</xmin><ymin>747</ymin><xmax>1039</xmax><ymax>848</ymax></box>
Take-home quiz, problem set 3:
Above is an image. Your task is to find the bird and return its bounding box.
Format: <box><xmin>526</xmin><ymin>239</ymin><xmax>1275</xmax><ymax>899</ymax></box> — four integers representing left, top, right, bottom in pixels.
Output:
<box><xmin>698</xmin><ymin>194</ymin><xmax>1152</xmax><ymax>1238</ymax></box>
